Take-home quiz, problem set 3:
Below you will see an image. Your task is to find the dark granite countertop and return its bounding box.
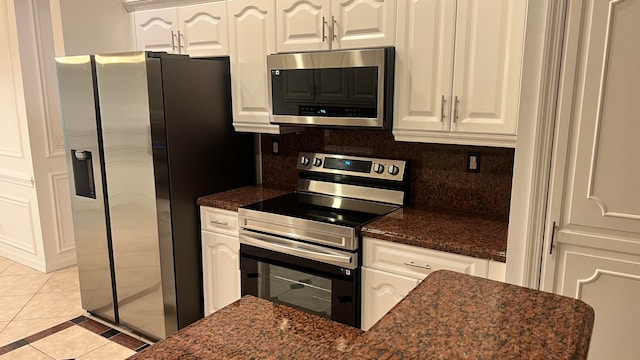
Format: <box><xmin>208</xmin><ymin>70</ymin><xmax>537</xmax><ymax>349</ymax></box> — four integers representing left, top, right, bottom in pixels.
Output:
<box><xmin>196</xmin><ymin>184</ymin><xmax>292</xmax><ymax>212</ymax></box>
<box><xmin>362</xmin><ymin>207</ymin><xmax>509</xmax><ymax>262</ymax></box>
<box><xmin>130</xmin><ymin>270</ymin><xmax>594</xmax><ymax>360</ymax></box>
<box><xmin>127</xmin><ymin>296</ymin><xmax>363</xmax><ymax>360</ymax></box>
<box><xmin>197</xmin><ymin>185</ymin><xmax>508</xmax><ymax>262</ymax></box>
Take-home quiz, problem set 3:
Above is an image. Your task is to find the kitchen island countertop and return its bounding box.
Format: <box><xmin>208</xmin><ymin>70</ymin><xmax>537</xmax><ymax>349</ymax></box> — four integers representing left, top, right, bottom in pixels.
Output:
<box><xmin>129</xmin><ymin>270</ymin><xmax>594</xmax><ymax>359</ymax></box>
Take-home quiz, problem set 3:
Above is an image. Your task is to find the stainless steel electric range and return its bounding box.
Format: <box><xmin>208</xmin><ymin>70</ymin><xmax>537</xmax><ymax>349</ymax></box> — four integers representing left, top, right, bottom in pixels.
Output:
<box><xmin>238</xmin><ymin>152</ymin><xmax>407</xmax><ymax>327</ymax></box>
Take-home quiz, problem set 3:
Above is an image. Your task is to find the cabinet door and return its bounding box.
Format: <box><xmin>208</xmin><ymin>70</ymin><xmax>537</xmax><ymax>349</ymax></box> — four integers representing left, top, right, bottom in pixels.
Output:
<box><xmin>361</xmin><ymin>267</ymin><xmax>419</xmax><ymax>331</ymax></box>
<box><xmin>227</xmin><ymin>0</ymin><xmax>282</xmax><ymax>133</ymax></box>
<box><xmin>393</xmin><ymin>0</ymin><xmax>456</xmax><ymax>138</ymax></box>
<box><xmin>540</xmin><ymin>1</ymin><xmax>640</xmax><ymax>358</ymax></box>
<box><xmin>332</xmin><ymin>0</ymin><xmax>396</xmax><ymax>49</ymax></box>
<box><xmin>450</xmin><ymin>0</ymin><xmax>526</xmax><ymax>136</ymax></box>
<box><xmin>201</xmin><ymin>230</ymin><xmax>241</xmax><ymax>316</ymax></box>
<box><xmin>134</xmin><ymin>8</ymin><xmax>178</xmax><ymax>53</ymax></box>
<box><xmin>178</xmin><ymin>2</ymin><xmax>229</xmax><ymax>57</ymax></box>
<box><xmin>276</xmin><ymin>0</ymin><xmax>331</xmax><ymax>52</ymax></box>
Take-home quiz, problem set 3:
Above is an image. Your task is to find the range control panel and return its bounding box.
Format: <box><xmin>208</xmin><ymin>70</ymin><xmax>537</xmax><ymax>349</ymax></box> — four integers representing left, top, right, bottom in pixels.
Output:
<box><xmin>297</xmin><ymin>152</ymin><xmax>407</xmax><ymax>181</ymax></box>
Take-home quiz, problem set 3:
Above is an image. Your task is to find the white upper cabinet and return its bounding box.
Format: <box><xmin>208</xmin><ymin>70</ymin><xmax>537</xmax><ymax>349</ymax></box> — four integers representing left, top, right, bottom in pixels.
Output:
<box><xmin>134</xmin><ymin>2</ymin><xmax>229</xmax><ymax>57</ymax></box>
<box><xmin>276</xmin><ymin>0</ymin><xmax>331</xmax><ymax>52</ymax></box>
<box><xmin>134</xmin><ymin>8</ymin><xmax>178</xmax><ymax>53</ymax></box>
<box><xmin>228</xmin><ymin>0</ymin><xmax>293</xmax><ymax>133</ymax></box>
<box><xmin>275</xmin><ymin>0</ymin><xmax>396</xmax><ymax>53</ymax></box>
<box><xmin>393</xmin><ymin>0</ymin><xmax>527</xmax><ymax>147</ymax></box>
<box><xmin>178</xmin><ymin>2</ymin><xmax>229</xmax><ymax>57</ymax></box>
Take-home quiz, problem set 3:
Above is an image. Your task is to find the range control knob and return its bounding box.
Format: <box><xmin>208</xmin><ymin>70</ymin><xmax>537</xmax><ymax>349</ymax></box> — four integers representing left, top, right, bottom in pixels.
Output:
<box><xmin>300</xmin><ymin>156</ymin><xmax>310</xmax><ymax>166</ymax></box>
<box><xmin>388</xmin><ymin>164</ymin><xmax>400</xmax><ymax>176</ymax></box>
<box><xmin>372</xmin><ymin>163</ymin><xmax>385</xmax><ymax>174</ymax></box>
<box><xmin>313</xmin><ymin>157</ymin><xmax>323</xmax><ymax>167</ymax></box>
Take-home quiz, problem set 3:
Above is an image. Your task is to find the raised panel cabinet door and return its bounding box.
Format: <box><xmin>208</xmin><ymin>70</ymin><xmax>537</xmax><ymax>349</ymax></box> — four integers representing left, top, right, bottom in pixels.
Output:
<box><xmin>201</xmin><ymin>230</ymin><xmax>241</xmax><ymax>316</ymax></box>
<box><xmin>134</xmin><ymin>8</ymin><xmax>178</xmax><ymax>53</ymax></box>
<box><xmin>540</xmin><ymin>1</ymin><xmax>640</xmax><ymax>358</ymax></box>
<box><xmin>178</xmin><ymin>2</ymin><xmax>229</xmax><ymax>57</ymax></box>
<box><xmin>393</xmin><ymin>0</ymin><xmax>456</xmax><ymax>139</ymax></box>
<box><xmin>361</xmin><ymin>267</ymin><xmax>419</xmax><ymax>331</ymax></box>
<box><xmin>332</xmin><ymin>0</ymin><xmax>396</xmax><ymax>49</ymax></box>
<box><xmin>450</xmin><ymin>0</ymin><xmax>526</xmax><ymax>136</ymax></box>
<box><xmin>276</xmin><ymin>0</ymin><xmax>331</xmax><ymax>52</ymax></box>
<box><xmin>228</xmin><ymin>0</ymin><xmax>281</xmax><ymax>133</ymax></box>
<box><xmin>554</xmin><ymin>245</ymin><xmax>640</xmax><ymax>360</ymax></box>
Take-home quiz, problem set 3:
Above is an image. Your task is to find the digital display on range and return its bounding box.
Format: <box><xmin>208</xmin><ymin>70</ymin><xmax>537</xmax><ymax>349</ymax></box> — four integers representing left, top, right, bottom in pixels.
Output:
<box><xmin>323</xmin><ymin>157</ymin><xmax>372</xmax><ymax>173</ymax></box>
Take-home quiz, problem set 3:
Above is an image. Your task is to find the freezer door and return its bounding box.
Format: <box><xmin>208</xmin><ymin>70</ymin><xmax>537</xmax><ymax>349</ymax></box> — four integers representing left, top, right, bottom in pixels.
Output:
<box><xmin>55</xmin><ymin>55</ymin><xmax>116</xmax><ymax>323</ymax></box>
<box><xmin>94</xmin><ymin>52</ymin><xmax>169</xmax><ymax>340</ymax></box>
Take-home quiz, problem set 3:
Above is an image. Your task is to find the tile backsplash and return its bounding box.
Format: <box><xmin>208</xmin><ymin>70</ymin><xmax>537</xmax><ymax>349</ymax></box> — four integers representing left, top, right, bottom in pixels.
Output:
<box><xmin>260</xmin><ymin>129</ymin><xmax>514</xmax><ymax>218</ymax></box>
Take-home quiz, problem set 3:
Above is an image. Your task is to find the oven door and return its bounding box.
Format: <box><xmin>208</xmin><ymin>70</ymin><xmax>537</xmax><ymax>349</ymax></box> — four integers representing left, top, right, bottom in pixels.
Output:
<box><xmin>239</xmin><ymin>230</ymin><xmax>360</xmax><ymax>327</ymax></box>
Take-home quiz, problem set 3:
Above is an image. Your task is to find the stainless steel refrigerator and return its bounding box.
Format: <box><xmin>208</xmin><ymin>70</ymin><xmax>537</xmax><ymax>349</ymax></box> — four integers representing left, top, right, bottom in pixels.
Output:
<box><xmin>55</xmin><ymin>51</ymin><xmax>255</xmax><ymax>340</ymax></box>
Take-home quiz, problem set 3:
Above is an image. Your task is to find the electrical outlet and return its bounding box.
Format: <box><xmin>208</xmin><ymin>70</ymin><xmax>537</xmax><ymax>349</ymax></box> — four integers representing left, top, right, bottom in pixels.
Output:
<box><xmin>467</xmin><ymin>152</ymin><xmax>480</xmax><ymax>173</ymax></box>
<box><xmin>272</xmin><ymin>139</ymin><xmax>280</xmax><ymax>155</ymax></box>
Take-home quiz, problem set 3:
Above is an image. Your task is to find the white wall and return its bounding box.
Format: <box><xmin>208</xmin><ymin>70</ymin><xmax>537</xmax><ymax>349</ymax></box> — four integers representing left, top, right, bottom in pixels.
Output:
<box><xmin>57</xmin><ymin>0</ymin><xmax>135</xmax><ymax>55</ymax></box>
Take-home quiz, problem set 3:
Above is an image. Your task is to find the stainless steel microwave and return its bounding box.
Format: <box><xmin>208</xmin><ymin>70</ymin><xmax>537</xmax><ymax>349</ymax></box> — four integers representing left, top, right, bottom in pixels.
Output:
<box><xmin>266</xmin><ymin>47</ymin><xmax>395</xmax><ymax>130</ymax></box>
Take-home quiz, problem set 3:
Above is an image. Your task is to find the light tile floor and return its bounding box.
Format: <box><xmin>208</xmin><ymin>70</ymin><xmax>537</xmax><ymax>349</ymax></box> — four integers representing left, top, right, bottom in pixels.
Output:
<box><xmin>0</xmin><ymin>255</ymin><xmax>148</xmax><ymax>359</ymax></box>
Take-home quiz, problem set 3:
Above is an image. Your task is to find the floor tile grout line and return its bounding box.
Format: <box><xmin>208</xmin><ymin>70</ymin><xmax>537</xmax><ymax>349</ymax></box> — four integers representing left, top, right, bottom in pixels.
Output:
<box><xmin>1</xmin><ymin>316</ymin><xmax>151</xmax><ymax>357</ymax></box>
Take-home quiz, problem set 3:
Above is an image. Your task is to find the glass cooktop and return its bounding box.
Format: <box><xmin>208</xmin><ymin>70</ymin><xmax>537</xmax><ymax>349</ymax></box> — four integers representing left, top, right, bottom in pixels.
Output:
<box><xmin>241</xmin><ymin>192</ymin><xmax>398</xmax><ymax>229</ymax></box>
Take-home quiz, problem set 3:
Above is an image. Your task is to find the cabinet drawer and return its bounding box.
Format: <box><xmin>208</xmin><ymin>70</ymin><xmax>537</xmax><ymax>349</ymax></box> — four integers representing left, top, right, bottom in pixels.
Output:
<box><xmin>363</xmin><ymin>237</ymin><xmax>488</xmax><ymax>279</ymax></box>
<box><xmin>200</xmin><ymin>207</ymin><xmax>238</xmax><ymax>235</ymax></box>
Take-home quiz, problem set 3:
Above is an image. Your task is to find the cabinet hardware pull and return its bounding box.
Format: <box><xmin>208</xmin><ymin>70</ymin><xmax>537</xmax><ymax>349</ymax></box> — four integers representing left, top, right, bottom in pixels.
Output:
<box><xmin>171</xmin><ymin>30</ymin><xmax>177</xmax><ymax>51</ymax></box>
<box><xmin>440</xmin><ymin>95</ymin><xmax>446</xmax><ymax>123</ymax></box>
<box><xmin>210</xmin><ymin>220</ymin><xmax>229</xmax><ymax>226</ymax></box>
<box><xmin>549</xmin><ymin>221</ymin><xmax>557</xmax><ymax>255</ymax></box>
<box><xmin>453</xmin><ymin>96</ymin><xmax>459</xmax><ymax>123</ymax></box>
<box><xmin>322</xmin><ymin>17</ymin><xmax>327</xmax><ymax>42</ymax></box>
<box><xmin>178</xmin><ymin>31</ymin><xmax>184</xmax><ymax>50</ymax></box>
<box><xmin>332</xmin><ymin>16</ymin><xmax>337</xmax><ymax>41</ymax></box>
<box><xmin>403</xmin><ymin>261</ymin><xmax>432</xmax><ymax>270</ymax></box>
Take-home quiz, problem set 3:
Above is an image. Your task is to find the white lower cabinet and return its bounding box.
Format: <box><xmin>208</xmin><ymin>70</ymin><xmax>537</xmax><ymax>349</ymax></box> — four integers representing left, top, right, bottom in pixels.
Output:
<box><xmin>361</xmin><ymin>267</ymin><xmax>419</xmax><ymax>331</ymax></box>
<box><xmin>361</xmin><ymin>237</ymin><xmax>490</xmax><ymax>330</ymax></box>
<box><xmin>200</xmin><ymin>207</ymin><xmax>241</xmax><ymax>316</ymax></box>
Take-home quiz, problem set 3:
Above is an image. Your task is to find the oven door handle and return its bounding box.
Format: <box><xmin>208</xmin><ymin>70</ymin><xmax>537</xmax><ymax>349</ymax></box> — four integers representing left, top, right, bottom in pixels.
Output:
<box><xmin>239</xmin><ymin>231</ymin><xmax>356</xmax><ymax>268</ymax></box>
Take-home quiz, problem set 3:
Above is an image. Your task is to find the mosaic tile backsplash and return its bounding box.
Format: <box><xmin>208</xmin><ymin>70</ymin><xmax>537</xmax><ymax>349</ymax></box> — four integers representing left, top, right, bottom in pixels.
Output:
<box><xmin>260</xmin><ymin>129</ymin><xmax>514</xmax><ymax>218</ymax></box>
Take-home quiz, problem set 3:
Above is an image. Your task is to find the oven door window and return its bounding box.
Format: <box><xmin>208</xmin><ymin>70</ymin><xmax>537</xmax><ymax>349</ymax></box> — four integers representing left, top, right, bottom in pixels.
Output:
<box><xmin>240</xmin><ymin>244</ymin><xmax>359</xmax><ymax>327</ymax></box>
<box><xmin>258</xmin><ymin>262</ymin><xmax>332</xmax><ymax>317</ymax></box>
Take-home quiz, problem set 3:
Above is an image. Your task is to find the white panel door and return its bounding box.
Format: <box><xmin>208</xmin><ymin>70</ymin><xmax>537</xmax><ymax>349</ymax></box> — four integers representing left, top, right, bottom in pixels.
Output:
<box><xmin>227</xmin><ymin>0</ymin><xmax>281</xmax><ymax>133</ymax></box>
<box><xmin>332</xmin><ymin>0</ymin><xmax>396</xmax><ymax>49</ymax></box>
<box><xmin>178</xmin><ymin>2</ymin><xmax>229</xmax><ymax>57</ymax></box>
<box><xmin>450</xmin><ymin>0</ymin><xmax>526</xmax><ymax>135</ymax></box>
<box><xmin>541</xmin><ymin>1</ymin><xmax>640</xmax><ymax>358</ymax></box>
<box><xmin>276</xmin><ymin>0</ymin><xmax>331</xmax><ymax>52</ymax></box>
<box><xmin>361</xmin><ymin>267</ymin><xmax>419</xmax><ymax>331</ymax></box>
<box><xmin>201</xmin><ymin>230</ymin><xmax>241</xmax><ymax>316</ymax></box>
<box><xmin>393</xmin><ymin>0</ymin><xmax>456</xmax><ymax>135</ymax></box>
<box><xmin>134</xmin><ymin>8</ymin><xmax>178</xmax><ymax>53</ymax></box>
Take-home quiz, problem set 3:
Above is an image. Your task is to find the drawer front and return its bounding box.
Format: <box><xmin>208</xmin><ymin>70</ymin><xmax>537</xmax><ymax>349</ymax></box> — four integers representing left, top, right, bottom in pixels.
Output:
<box><xmin>200</xmin><ymin>206</ymin><xmax>238</xmax><ymax>235</ymax></box>
<box><xmin>363</xmin><ymin>237</ymin><xmax>489</xmax><ymax>279</ymax></box>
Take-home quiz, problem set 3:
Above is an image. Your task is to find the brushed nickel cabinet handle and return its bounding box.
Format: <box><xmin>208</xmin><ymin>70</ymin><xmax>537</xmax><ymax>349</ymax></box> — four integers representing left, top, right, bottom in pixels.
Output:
<box><xmin>332</xmin><ymin>15</ymin><xmax>337</xmax><ymax>41</ymax></box>
<box><xmin>178</xmin><ymin>30</ymin><xmax>184</xmax><ymax>51</ymax></box>
<box><xmin>171</xmin><ymin>30</ymin><xmax>177</xmax><ymax>51</ymax></box>
<box><xmin>453</xmin><ymin>95</ymin><xmax>460</xmax><ymax>124</ymax></box>
<box><xmin>403</xmin><ymin>261</ymin><xmax>432</xmax><ymax>270</ymax></box>
<box><xmin>210</xmin><ymin>219</ymin><xmax>229</xmax><ymax>226</ymax></box>
<box><xmin>322</xmin><ymin>17</ymin><xmax>327</xmax><ymax>42</ymax></box>
<box><xmin>440</xmin><ymin>95</ymin><xmax>446</xmax><ymax>123</ymax></box>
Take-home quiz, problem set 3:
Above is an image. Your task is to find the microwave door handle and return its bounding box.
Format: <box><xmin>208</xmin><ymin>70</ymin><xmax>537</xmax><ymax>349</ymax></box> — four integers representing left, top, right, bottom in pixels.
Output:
<box><xmin>239</xmin><ymin>232</ymin><xmax>354</xmax><ymax>266</ymax></box>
